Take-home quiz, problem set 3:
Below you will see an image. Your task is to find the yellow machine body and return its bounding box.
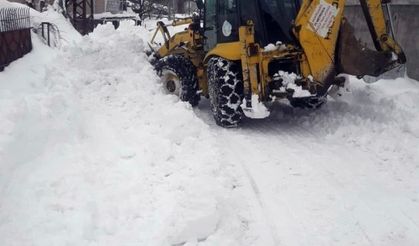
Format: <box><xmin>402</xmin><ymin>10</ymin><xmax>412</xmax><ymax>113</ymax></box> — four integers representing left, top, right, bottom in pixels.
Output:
<box><xmin>150</xmin><ymin>0</ymin><xmax>406</xmax><ymax>103</ymax></box>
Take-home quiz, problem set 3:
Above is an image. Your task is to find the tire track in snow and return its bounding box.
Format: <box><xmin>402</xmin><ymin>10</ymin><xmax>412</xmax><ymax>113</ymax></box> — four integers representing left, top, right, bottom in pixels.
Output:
<box><xmin>238</xmin><ymin>155</ymin><xmax>282</xmax><ymax>246</ymax></box>
<box><xmin>201</xmin><ymin>103</ymin><xmax>320</xmax><ymax>245</ymax></box>
<box><xmin>196</xmin><ymin>101</ymin><xmax>283</xmax><ymax>245</ymax></box>
<box><xmin>198</xmin><ymin>97</ymin><xmax>419</xmax><ymax>245</ymax></box>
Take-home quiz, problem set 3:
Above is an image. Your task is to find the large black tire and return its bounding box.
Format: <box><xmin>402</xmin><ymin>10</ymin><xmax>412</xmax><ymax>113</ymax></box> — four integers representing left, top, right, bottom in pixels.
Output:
<box><xmin>155</xmin><ymin>55</ymin><xmax>200</xmax><ymax>107</ymax></box>
<box><xmin>207</xmin><ymin>57</ymin><xmax>244</xmax><ymax>127</ymax></box>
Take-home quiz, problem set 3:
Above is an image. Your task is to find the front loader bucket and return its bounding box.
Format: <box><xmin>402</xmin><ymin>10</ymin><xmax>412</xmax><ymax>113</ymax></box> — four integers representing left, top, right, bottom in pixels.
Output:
<box><xmin>336</xmin><ymin>20</ymin><xmax>402</xmax><ymax>78</ymax></box>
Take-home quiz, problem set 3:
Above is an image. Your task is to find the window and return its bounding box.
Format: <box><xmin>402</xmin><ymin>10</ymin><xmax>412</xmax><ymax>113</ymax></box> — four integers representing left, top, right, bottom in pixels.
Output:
<box><xmin>204</xmin><ymin>0</ymin><xmax>217</xmax><ymax>50</ymax></box>
<box><xmin>217</xmin><ymin>0</ymin><xmax>238</xmax><ymax>43</ymax></box>
<box><xmin>259</xmin><ymin>0</ymin><xmax>301</xmax><ymax>43</ymax></box>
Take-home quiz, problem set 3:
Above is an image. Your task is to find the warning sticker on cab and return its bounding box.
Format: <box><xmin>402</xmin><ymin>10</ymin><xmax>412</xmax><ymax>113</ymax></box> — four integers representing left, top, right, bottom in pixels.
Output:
<box><xmin>309</xmin><ymin>0</ymin><xmax>339</xmax><ymax>38</ymax></box>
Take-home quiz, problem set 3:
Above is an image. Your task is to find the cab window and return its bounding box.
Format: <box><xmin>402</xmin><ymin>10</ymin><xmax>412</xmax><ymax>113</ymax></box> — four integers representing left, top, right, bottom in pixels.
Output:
<box><xmin>204</xmin><ymin>0</ymin><xmax>217</xmax><ymax>50</ymax></box>
<box><xmin>217</xmin><ymin>0</ymin><xmax>239</xmax><ymax>43</ymax></box>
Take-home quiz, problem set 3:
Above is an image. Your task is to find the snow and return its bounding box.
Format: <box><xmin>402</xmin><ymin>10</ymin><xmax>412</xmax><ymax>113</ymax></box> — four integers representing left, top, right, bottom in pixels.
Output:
<box><xmin>94</xmin><ymin>11</ymin><xmax>138</xmax><ymax>20</ymax></box>
<box><xmin>1</xmin><ymin>7</ymin><xmax>419</xmax><ymax>246</ymax></box>
<box><xmin>263</xmin><ymin>41</ymin><xmax>286</xmax><ymax>52</ymax></box>
<box><xmin>0</xmin><ymin>0</ymin><xmax>17</xmax><ymax>7</ymax></box>
<box><xmin>0</xmin><ymin>15</ymin><xmax>238</xmax><ymax>245</ymax></box>
<box><xmin>273</xmin><ymin>71</ymin><xmax>313</xmax><ymax>98</ymax></box>
<box><xmin>241</xmin><ymin>95</ymin><xmax>270</xmax><ymax>119</ymax></box>
<box><xmin>264</xmin><ymin>43</ymin><xmax>277</xmax><ymax>52</ymax></box>
<box><xmin>32</xmin><ymin>7</ymin><xmax>82</xmax><ymax>46</ymax></box>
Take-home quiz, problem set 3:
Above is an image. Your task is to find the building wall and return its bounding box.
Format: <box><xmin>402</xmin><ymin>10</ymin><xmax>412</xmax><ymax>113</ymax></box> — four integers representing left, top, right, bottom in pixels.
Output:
<box><xmin>95</xmin><ymin>0</ymin><xmax>106</xmax><ymax>13</ymax></box>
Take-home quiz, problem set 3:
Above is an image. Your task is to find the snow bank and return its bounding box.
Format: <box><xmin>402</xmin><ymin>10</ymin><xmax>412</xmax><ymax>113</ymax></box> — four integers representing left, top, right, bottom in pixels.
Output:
<box><xmin>0</xmin><ymin>20</ymin><xmax>251</xmax><ymax>245</ymax></box>
<box><xmin>322</xmin><ymin>76</ymin><xmax>419</xmax><ymax>162</ymax></box>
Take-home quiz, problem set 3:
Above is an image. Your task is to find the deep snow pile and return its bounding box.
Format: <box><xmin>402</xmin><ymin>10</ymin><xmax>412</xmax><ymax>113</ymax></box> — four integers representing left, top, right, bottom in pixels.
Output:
<box><xmin>0</xmin><ymin>20</ymin><xmax>256</xmax><ymax>245</ymax></box>
<box><xmin>1</xmin><ymin>8</ymin><xmax>419</xmax><ymax>246</ymax></box>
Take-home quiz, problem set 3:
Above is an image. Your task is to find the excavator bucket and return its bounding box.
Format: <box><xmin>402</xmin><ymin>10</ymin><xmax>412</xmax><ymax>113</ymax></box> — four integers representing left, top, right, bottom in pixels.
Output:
<box><xmin>336</xmin><ymin>20</ymin><xmax>402</xmax><ymax>79</ymax></box>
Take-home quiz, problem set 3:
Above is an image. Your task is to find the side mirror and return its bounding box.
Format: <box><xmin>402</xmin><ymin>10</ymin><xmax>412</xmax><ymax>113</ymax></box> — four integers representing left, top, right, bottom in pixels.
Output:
<box><xmin>195</xmin><ymin>0</ymin><xmax>204</xmax><ymax>10</ymax></box>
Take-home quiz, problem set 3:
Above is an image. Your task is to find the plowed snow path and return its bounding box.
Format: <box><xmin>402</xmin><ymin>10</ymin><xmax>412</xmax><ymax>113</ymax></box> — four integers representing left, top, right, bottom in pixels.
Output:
<box><xmin>0</xmin><ymin>21</ymin><xmax>419</xmax><ymax>246</ymax></box>
<box><xmin>195</xmin><ymin>78</ymin><xmax>419</xmax><ymax>245</ymax></box>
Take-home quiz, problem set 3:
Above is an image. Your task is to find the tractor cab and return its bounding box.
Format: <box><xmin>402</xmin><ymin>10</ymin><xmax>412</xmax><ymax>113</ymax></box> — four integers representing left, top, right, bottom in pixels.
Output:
<box><xmin>203</xmin><ymin>0</ymin><xmax>302</xmax><ymax>51</ymax></box>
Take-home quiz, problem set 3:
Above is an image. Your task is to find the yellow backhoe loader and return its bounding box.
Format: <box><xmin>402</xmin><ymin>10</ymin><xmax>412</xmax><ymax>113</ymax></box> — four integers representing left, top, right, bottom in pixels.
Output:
<box><xmin>149</xmin><ymin>0</ymin><xmax>406</xmax><ymax>127</ymax></box>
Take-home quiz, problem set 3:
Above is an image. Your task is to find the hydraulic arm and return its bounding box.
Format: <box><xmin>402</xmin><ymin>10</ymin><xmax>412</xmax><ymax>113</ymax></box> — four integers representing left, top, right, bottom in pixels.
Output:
<box><xmin>295</xmin><ymin>0</ymin><xmax>406</xmax><ymax>91</ymax></box>
<box><xmin>359</xmin><ymin>0</ymin><xmax>406</xmax><ymax>63</ymax></box>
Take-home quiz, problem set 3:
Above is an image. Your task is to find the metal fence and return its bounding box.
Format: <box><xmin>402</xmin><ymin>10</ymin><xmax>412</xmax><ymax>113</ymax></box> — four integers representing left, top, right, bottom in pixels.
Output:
<box><xmin>0</xmin><ymin>7</ymin><xmax>32</xmax><ymax>71</ymax></box>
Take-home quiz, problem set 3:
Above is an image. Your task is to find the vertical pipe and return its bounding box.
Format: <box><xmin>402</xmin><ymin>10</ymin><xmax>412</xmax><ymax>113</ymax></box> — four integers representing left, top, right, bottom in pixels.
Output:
<box><xmin>385</xmin><ymin>3</ymin><xmax>395</xmax><ymax>39</ymax></box>
<box><xmin>82</xmin><ymin>0</ymin><xmax>86</xmax><ymax>34</ymax></box>
<box><xmin>42</xmin><ymin>22</ymin><xmax>45</xmax><ymax>39</ymax></box>
<box><xmin>90</xmin><ymin>0</ymin><xmax>94</xmax><ymax>32</ymax></box>
<box><xmin>168</xmin><ymin>0</ymin><xmax>171</xmax><ymax>20</ymax></box>
<box><xmin>10</xmin><ymin>9</ymin><xmax>14</xmax><ymax>31</ymax></box>
<box><xmin>47</xmin><ymin>23</ymin><xmax>50</xmax><ymax>46</ymax></box>
<box><xmin>73</xmin><ymin>0</ymin><xmax>76</xmax><ymax>22</ymax></box>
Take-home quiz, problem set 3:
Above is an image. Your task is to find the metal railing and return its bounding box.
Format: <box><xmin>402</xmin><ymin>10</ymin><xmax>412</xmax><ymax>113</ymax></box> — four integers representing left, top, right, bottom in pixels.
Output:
<box><xmin>41</xmin><ymin>22</ymin><xmax>52</xmax><ymax>46</ymax></box>
<box><xmin>34</xmin><ymin>22</ymin><xmax>61</xmax><ymax>47</ymax></box>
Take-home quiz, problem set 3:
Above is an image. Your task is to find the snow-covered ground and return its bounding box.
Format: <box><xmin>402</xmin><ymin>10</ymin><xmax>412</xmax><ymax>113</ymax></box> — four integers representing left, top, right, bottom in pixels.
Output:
<box><xmin>1</xmin><ymin>7</ymin><xmax>419</xmax><ymax>246</ymax></box>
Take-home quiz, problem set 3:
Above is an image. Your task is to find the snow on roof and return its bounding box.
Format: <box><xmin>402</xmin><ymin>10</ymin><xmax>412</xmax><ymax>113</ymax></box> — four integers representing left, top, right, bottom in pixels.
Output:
<box><xmin>0</xmin><ymin>0</ymin><xmax>12</xmax><ymax>8</ymax></box>
<box><xmin>0</xmin><ymin>0</ymin><xmax>28</xmax><ymax>8</ymax></box>
<box><xmin>94</xmin><ymin>11</ymin><xmax>138</xmax><ymax>20</ymax></box>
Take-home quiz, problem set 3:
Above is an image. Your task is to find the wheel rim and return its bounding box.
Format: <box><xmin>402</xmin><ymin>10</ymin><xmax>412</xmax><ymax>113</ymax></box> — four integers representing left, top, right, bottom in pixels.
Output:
<box><xmin>161</xmin><ymin>70</ymin><xmax>181</xmax><ymax>96</ymax></box>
